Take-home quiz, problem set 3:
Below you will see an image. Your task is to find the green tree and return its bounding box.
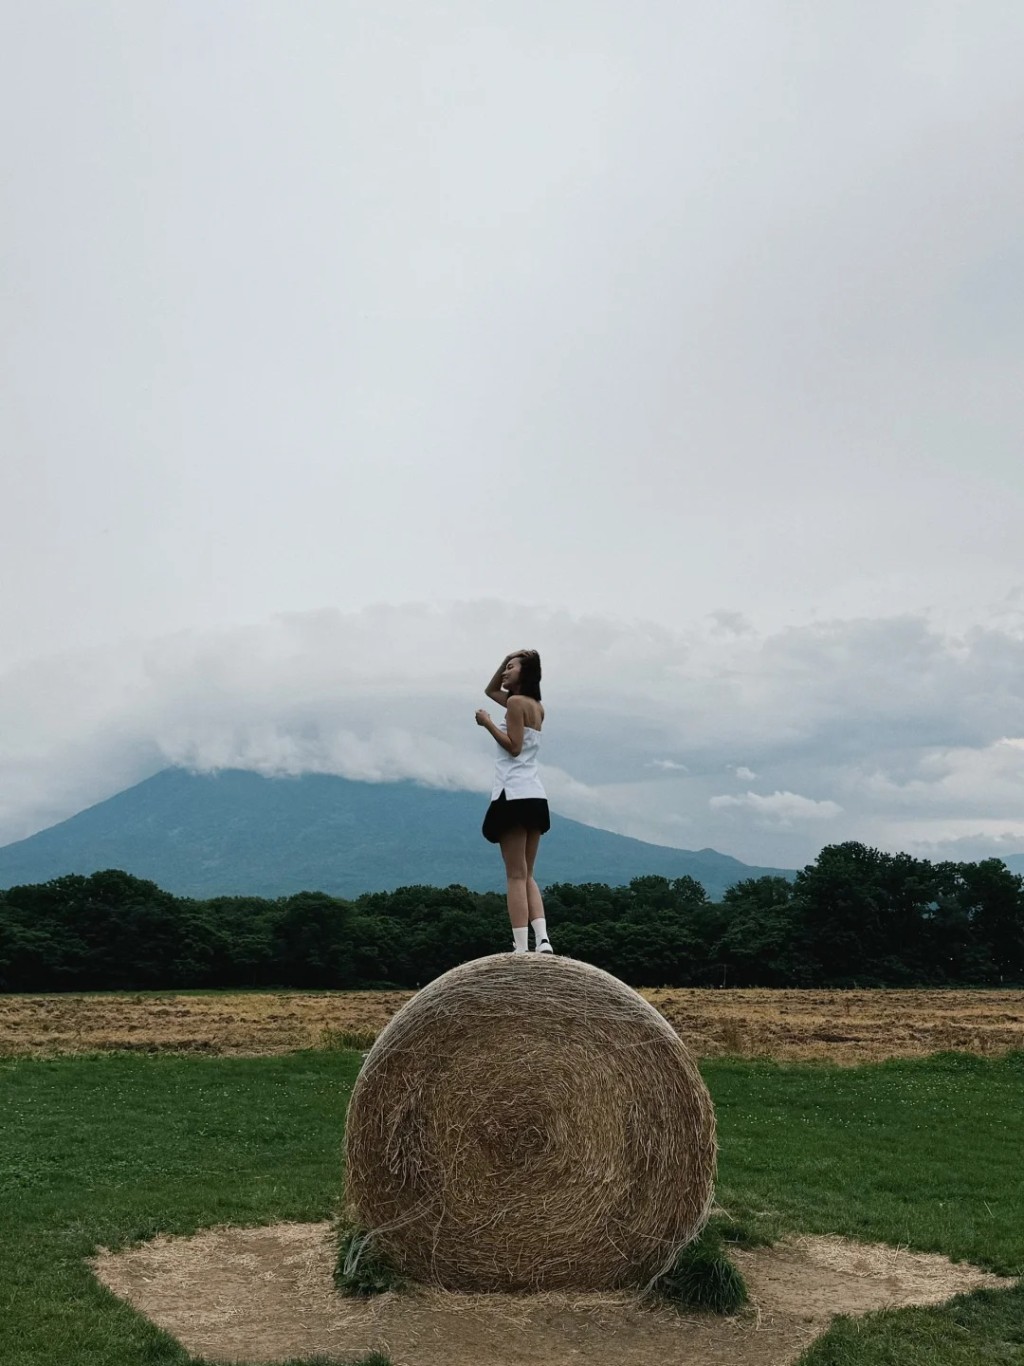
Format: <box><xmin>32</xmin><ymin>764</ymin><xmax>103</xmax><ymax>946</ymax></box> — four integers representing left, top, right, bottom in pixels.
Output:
<box><xmin>935</xmin><ymin>859</ymin><xmax>1024</xmax><ymax>983</ymax></box>
<box><xmin>715</xmin><ymin>876</ymin><xmax>805</xmax><ymax>986</ymax></box>
<box><xmin>272</xmin><ymin>891</ymin><xmax>354</xmax><ymax>988</ymax></box>
<box><xmin>794</xmin><ymin>843</ymin><xmax>892</xmax><ymax>985</ymax></box>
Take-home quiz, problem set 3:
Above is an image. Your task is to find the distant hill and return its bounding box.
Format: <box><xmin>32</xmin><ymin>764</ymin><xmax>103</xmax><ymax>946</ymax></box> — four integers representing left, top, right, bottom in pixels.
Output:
<box><xmin>0</xmin><ymin>768</ymin><xmax>795</xmax><ymax>900</ymax></box>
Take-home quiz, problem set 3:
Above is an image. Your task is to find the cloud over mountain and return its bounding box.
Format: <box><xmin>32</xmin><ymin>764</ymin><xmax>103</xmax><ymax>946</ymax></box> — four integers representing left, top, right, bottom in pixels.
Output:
<box><xmin>3</xmin><ymin>597</ymin><xmax>1024</xmax><ymax>868</ymax></box>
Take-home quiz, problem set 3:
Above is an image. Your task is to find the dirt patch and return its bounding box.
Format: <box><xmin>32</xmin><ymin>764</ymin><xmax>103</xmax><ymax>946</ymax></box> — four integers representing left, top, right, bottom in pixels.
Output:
<box><xmin>91</xmin><ymin>1221</ymin><xmax>1013</xmax><ymax>1366</ymax></box>
<box><xmin>5</xmin><ymin>987</ymin><xmax>1024</xmax><ymax>1063</ymax></box>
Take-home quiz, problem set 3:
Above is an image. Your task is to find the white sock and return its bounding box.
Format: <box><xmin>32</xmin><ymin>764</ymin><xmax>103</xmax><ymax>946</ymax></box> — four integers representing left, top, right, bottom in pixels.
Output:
<box><xmin>512</xmin><ymin>926</ymin><xmax>529</xmax><ymax>953</ymax></box>
<box><xmin>530</xmin><ymin>917</ymin><xmax>548</xmax><ymax>947</ymax></box>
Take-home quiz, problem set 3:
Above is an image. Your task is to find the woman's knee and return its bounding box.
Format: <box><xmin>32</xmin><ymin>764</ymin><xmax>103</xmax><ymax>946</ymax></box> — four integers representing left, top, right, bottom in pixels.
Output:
<box><xmin>500</xmin><ymin>831</ymin><xmax>529</xmax><ymax>882</ymax></box>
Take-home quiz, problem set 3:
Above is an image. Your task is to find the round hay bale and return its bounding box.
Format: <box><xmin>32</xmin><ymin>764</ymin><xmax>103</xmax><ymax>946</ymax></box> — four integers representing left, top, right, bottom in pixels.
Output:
<box><xmin>344</xmin><ymin>953</ymin><xmax>716</xmax><ymax>1292</ymax></box>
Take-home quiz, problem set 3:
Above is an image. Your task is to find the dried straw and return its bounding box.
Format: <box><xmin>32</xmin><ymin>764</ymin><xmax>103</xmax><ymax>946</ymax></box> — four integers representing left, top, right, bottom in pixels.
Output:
<box><xmin>344</xmin><ymin>953</ymin><xmax>716</xmax><ymax>1292</ymax></box>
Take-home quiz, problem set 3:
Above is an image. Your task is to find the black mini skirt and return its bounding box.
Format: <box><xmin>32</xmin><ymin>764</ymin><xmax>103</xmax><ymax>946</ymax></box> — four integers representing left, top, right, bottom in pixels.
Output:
<box><xmin>481</xmin><ymin>790</ymin><xmax>551</xmax><ymax>844</ymax></box>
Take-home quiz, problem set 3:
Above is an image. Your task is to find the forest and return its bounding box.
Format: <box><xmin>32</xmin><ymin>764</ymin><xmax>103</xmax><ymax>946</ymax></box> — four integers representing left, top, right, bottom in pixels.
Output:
<box><xmin>1</xmin><ymin>841</ymin><xmax>1022</xmax><ymax>992</ymax></box>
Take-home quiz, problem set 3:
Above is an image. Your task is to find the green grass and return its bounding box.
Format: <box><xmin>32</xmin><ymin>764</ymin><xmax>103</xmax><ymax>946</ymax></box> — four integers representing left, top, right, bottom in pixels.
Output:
<box><xmin>798</xmin><ymin>1287</ymin><xmax>1024</xmax><ymax>1365</ymax></box>
<box><xmin>708</xmin><ymin>1052</ymin><xmax>1024</xmax><ymax>1365</ymax></box>
<box><xmin>0</xmin><ymin>1051</ymin><xmax>382</xmax><ymax>1366</ymax></box>
<box><xmin>650</xmin><ymin>1219</ymin><xmax>748</xmax><ymax>1313</ymax></box>
<box><xmin>334</xmin><ymin>1220</ymin><xmax>410</xmax><ymax>1297</ymax></box>
<box><xmin>710</xmin><ymin>1052</ymin><xmax>1024</xmax><ymax>1277</ymax></box>
<box><xmin>1</xmin><ymin>1048</ymin><xmax>1022</xmax><ymax>1365</ymax></box>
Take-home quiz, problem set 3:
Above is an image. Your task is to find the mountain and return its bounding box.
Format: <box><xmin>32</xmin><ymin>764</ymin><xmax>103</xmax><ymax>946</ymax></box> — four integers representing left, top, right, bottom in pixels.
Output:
<box><xmin>0</xmin><ymin>768</ymin><xmax>794</xmax><ymax>900</ymax></box>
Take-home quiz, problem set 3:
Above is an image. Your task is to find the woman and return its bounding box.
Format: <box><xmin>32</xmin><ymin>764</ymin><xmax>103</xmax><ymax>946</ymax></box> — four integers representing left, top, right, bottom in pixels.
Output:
<box><xmin>475</xmin><ymin>649</ymin><xmax>553</xmax><ymax>954</ymax></box>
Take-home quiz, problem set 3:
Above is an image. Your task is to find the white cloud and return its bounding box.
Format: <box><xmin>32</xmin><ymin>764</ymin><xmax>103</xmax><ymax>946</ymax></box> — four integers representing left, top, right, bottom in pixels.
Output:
<box><xmin>0</xmin><ymin>600</ymin><xmax>693</xmax><ymax>843</ymax></box>
<box><xmin>853</xmin><ymin>738</ymin><xmax>1024</xmax><ymax>816</ymax></box>
<box><xmin>709</xmin><ymin>791</ymin><xmax>844</xmax><ymax>825</ymax></box>
<box><xmin>3</xmin><ymin>599</ymin><xmax>1024</xmax><ymax>870</ymax></box>
<box><xmin>160</xmin><ymin>722</ymin><xmax>490</xmax><ymax>793</ymax></box>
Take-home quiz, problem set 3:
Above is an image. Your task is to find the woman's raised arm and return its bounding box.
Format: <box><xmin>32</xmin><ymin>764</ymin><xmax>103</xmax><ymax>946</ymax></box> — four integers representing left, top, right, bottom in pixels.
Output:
<box><xmin>484</xmin><ymin>654</ymin><xmax>511</xmax><ymax>704</ymax></box>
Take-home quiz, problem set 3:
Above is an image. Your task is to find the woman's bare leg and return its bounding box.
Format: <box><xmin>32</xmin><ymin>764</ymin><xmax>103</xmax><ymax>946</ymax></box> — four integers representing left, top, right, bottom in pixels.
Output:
<box><xmin>525</xmin><ymin>830</ymin><xmax>552</xmax><ymax>950</ymax></box>
<box><xmin>525</xmin><ymin>829</ymin><xmax>545</xmax><ymax>922</ymax></box>
<box><xmin>499</xmin><ymin>828</ymin><xmax>530</xmax><ymax>929</ymax></box>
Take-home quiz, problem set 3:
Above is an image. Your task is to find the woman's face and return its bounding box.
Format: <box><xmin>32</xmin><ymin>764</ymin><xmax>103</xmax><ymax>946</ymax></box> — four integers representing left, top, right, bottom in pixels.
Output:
<box><xmin>502</xmin><ymin>656</ymin><xmax>522</xmax><ymax>692</ymax></box>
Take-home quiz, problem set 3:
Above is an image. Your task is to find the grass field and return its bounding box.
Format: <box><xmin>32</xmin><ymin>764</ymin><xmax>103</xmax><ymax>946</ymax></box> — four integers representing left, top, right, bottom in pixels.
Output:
<box><xmin>2</xmin><ymin>1039</ymin><xmax>1023</xmax><ymax>1365</ymax></box>
<box><xmin>3</xmin><ymin>986</ymin><xmax>1023</xmax><ymax>1062</ymax></box>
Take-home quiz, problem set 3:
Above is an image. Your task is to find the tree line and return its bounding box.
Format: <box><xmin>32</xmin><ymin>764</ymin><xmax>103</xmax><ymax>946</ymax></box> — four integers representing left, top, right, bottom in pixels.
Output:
<box><xmin>1</xmin><ymin>841</ymin><xmax>1022</xmax><ymax>993</ymax></box>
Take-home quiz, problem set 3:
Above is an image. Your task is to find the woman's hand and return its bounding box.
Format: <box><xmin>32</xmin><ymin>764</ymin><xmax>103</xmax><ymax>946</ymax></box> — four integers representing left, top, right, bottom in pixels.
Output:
<box><xmin>475</xmin><ymin>709</ymin><xmax>491</xmax><ymax>728</ymax></box>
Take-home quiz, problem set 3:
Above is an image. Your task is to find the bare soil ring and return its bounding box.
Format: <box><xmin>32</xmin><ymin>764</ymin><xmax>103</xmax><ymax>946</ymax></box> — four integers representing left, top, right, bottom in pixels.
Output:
<box><xmin>91</xmin><ymin>1220</ymin><xmax>1013</xmax><ymax>1366</ymax></box>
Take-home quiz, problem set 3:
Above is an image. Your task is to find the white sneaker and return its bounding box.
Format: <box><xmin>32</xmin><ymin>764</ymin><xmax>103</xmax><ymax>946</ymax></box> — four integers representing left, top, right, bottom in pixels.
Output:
<box><xmin>535</xmin><ymin>938</ymin><xmax>554</xmax><ymax>954</ymax></box>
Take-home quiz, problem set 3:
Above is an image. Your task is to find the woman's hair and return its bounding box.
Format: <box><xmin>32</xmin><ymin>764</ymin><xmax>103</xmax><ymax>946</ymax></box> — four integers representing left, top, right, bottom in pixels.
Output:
<box><xmin>514</xmin><ymin>651</ymin><xmax>542</xmax><ymax>702</ymax></box>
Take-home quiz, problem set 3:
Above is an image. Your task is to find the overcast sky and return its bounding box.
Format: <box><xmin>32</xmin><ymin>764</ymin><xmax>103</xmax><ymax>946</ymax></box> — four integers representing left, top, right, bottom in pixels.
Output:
<box><xmin>3</xmin><ymin>2</ymin><xmax>1024</xmax><ymax>870</ymax></box>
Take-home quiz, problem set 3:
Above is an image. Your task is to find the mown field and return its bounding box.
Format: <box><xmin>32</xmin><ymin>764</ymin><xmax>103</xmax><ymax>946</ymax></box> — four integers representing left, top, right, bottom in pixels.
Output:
<box><xmin>3</xmin><ymin>986</ymin><xmax>1024</xmax><ymax>1062</ymax></box>
<box><xmin>2</xmin><ymin>991</ymin><xmax>1023</xmax><ymax>1366</ymax></box>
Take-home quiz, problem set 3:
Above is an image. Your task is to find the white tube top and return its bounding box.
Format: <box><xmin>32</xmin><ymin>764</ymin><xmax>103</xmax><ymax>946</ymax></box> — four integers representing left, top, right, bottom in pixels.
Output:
<box><xmin>491</xmin><ymin>720</ymin><xmax>546</xmax><ymax>800</ymax></box>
